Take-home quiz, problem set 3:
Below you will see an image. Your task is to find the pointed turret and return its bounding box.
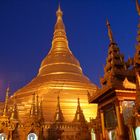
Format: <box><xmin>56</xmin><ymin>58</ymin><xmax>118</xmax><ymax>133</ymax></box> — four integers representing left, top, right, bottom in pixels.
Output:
<box><xmin>10</xmin><ymin>96</ymin><xmax>18</xmax><ymax>120</ymax></box>
<box><xmin>73</xmin><ymin>98</ymin><xmax>86</xmax><ymax>122</ymax></box>
<box><xmin>30</xmin><ymin>93</ymin><xmax>36</xmax><ymax>117</ymax></box>
<box><xmin>100</xmin><ymin>20</ymin><xmax>126</xmax><ymax>86</ymax></box>
<box><xmin>54</xmin><ymin>95</ymin><xmax>64</xmax><ymax>122</ymax></box>
<box><xmin>3</xmin><ymin>86</ymin><xmax>10</xmax><ymax>116</ymax></box>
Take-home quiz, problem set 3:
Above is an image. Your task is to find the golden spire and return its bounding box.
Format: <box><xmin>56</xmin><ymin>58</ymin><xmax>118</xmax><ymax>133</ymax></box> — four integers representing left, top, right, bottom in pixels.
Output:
<box><xmin>55</xmin><ymin>4</ymin><xmax>65</xmax><ymax>31</ymax></box>
<box><xmin>73</xmin><ymin>98</ymin><xmax>86</xmax><ymax>122</ymax></box>
<box><xmin>50</xmin><ymin>4</ymin><xmax>70</xmax><ymax>54</ymax></box>
<box><xmin>136</xmin><ymin>0</ymin><xmax>140</xmax><ymax>16</ymax></box>
<box><xmin>54</xmin><ymin>95</ymin><xmax>64</xmax><ymax>122</ymax></box>
<box><xmin>37</xmin><ymin>4</ymin><xmax>94</xmax><ymax>88</ymax></box>
<box><xmin>56</xmin><ymin>4</ymin><xmax>63</xmax><ymax>20</ymax></box>
<box><xmin>106</xmin><ymin>19</ymin><xmax>114</xmax><ymax>43</ymax></box>
<box><xmin>3</xmin><ymin>86</ymin><xmax>10</xmax><ymax>116</ymax></box>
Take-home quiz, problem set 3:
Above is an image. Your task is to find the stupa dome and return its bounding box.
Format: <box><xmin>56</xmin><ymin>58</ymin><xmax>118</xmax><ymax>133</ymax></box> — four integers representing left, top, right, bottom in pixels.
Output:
<box><xmin>14</xmin><ymin>5</ymin><xmax>97</xmax><ymax>122</ymax></box>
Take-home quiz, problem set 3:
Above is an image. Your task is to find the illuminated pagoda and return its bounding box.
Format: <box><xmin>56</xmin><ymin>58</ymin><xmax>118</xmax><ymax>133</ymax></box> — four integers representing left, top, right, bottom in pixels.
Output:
<box><xmin>89</xmin><ymin>1</ymin><xmax>140</xmax><ymax>140</ymax></box>
<box><xmin>0</xmin><ymin>4</ymin><xmax>97</xmax><ymax>140</ymax></box>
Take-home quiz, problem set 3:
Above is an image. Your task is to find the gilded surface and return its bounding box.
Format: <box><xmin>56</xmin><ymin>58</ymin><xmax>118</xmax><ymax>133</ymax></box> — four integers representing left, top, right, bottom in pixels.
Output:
<box><xmin>11</xmin><ymin>6</ymin><xmax>97</xmax><ymax>122</ymax></box>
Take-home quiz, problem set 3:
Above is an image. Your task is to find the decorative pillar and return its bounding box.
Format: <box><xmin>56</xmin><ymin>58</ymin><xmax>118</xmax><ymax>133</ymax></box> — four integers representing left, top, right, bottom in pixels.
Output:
<box><xmin>115</xmin><ymin>100</ymin><xmax>124</xmax><ymax>138</ymax></box>
<box><xmin>100</xmin><ymin>110</ymin><xmax>106</xmax><ymax>140</ymax></box>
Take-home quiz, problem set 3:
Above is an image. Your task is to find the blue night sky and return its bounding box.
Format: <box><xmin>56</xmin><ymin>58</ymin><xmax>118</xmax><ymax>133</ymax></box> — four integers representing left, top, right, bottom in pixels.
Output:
<box><xmin>0</xmin><ymin>0</ymin><xmax>138</xmax><ymax>100</ymax></box>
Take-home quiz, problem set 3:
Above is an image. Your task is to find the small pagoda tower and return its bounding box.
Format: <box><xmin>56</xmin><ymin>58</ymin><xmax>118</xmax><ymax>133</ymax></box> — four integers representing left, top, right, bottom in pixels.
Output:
<box><xmin>0</xmin><ymin>87</ymin><xmax>10</xmax><ymax>139</ymax></box>
<box><xmin>73</xmin><ymin>98</ymin><xmax>91</xmax><ymax>140</ymax></box>
<box><xmin>100</xmin><ymin>20</ymin><xmax>126</xmax><ymax>86</ymax></box>
<box><xmin>0</xmin><ymin>86</ymin><xmax>20</xmax><ymax>140</ymax></box>
<box><xmin>73</xmin><ymin>98</ymin><xmax>86</xmax><ymax>122</ymax></box>
<box><xmin>54</xmin><ymin>95</ymin><xmax>65</xmax><ymax>122</ymax></box>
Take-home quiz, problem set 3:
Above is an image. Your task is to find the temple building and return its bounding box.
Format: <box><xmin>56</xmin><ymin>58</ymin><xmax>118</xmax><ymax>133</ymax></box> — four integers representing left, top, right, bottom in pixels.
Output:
<box><xmin>0</xmin><ymin>5</ymin><xmax>97</xmax><ymax>140</ymax></box>
<box><xmin>89</xmin><ymin>0</ymin><xmax>140</xmax><ymax>140</ymax></box>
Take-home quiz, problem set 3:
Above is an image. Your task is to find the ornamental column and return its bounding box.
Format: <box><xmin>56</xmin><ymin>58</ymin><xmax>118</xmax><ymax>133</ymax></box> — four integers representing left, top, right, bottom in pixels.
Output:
<box><xmin>115</xmin><ymin>100</ymin><xmax>124</xmax><ymax>139</ymax></box>
<box><xmin>100</xmin><ymin>110</ymin><xmax>106</xmax><ymax>140</ymax></box>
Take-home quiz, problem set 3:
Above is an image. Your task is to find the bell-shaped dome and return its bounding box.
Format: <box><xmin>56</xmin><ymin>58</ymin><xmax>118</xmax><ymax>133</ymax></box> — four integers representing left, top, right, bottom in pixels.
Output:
<box><xmin>14</xmin><ymin>5</ymin><xmax>97</xmax><ymax>122</ymax></box>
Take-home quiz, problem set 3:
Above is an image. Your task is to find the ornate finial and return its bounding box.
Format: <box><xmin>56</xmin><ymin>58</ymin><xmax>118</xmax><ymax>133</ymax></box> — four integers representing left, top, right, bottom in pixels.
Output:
<box><xmin>55</xmin><ymin>3</ymin><xmax>65</xmax><ymax>31</ymax></box>
<box><xmin>56</xmin><ymin>3</ymin><xmax>63</xmax><ymax>18</ymax></box>
<box><xmin>57</xmin><ymin>95</ymin><xmax>61</xmax><ymax>111</ymax></box>
<box><xmin>77</xmin><ymin>98</ymin><xmax>80</xmax><ymax>106</ymax></box>
<box><xmin>106</xmin><ymin>19</ymin><xmax>114</xmax><ymax>43</ymax></box>
<box><xmin>77</xmin><ymin>98</ymin><xmax>81</xmax><ymax>112</ymax></box>
<box><xmin>136</xmin><ymin>0</ymin><xmax>140</xmax><ymax>16</ymax></box>
<box><xmin>3</xmin><ymin>86</ymin><xmax>10</xmax><ymax>116</ymax></box>
<box><xmin>49</xmin><ymin>3</ymin><xmax>70</xmax><ymax>54</ymax></box>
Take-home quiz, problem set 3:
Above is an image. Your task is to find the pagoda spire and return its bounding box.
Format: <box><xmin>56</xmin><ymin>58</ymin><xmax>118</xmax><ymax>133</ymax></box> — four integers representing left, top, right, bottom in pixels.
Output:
<box><xmin>54</xmin><ymin>95</ymin><xmax>64</xmax><ymax>122</ymax></box>
<box><xmin>3</xmin><ymin>86</ymin><xmax>10</xmax><ymax>116</ymax></box>
<box><xmin>106</xmin><ymin>19</ymin><xmax>114</xmax><ymax>43</ymax></box>
<box><xmin>73</xmin><ymin>98</ymin><xmax>86</xmax><ymax>122</ymax></box>
<box><xmin>49</xmin><ymin>4</ymin><xmax>70</xmax><ymax>54</ymax></box>
<box><xmin>100</xmin><ymin>21</ymin><xmax>126</xmax><ymax>86</ymax></box>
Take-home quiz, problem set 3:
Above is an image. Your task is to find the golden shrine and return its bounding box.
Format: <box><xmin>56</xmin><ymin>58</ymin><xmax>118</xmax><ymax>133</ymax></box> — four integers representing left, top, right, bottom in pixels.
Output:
<box><xmin>0</xmin><ymin>5</ymin><xmax>97</xmax><ymax>140</ymax></box>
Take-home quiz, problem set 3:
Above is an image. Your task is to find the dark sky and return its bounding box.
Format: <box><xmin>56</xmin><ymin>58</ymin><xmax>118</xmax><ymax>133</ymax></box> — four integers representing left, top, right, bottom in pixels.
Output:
<box><xmin>0</xmin><ymin>0</ymin><xmax>138</xmax><ymax>101</ymax></box>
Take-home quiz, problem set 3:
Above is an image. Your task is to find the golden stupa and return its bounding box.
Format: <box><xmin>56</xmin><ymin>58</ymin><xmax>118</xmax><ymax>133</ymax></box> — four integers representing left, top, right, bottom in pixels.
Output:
<box><xmin>13</xmin><ymin>5</ymin><xmax>97</xmax><ymax>122</ymax></box>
